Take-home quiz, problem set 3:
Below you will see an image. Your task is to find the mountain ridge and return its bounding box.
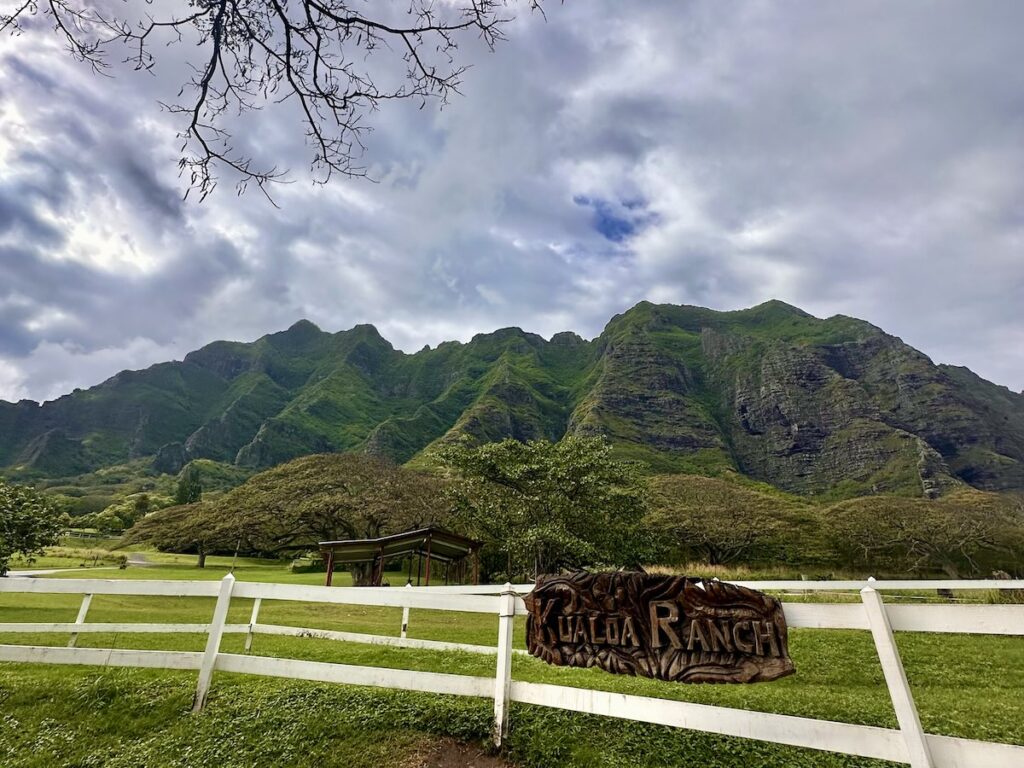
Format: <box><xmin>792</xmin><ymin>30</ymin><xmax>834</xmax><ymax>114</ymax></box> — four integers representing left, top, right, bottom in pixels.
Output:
<box><xmin>2</xmin><ymin>301</ymin><xmax>1023</xmax><ymax>499</ymax></box>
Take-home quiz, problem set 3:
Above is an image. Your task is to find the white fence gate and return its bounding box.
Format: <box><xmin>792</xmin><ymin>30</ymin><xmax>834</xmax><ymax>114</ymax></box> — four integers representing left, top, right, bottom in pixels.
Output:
<box><xmin>2</xmin><ymin>576</ymin><xmax>1023</xmax><ymax>767</ymax></box>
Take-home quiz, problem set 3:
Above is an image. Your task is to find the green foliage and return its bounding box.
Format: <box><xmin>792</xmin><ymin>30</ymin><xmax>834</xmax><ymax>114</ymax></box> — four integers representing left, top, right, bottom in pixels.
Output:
<box><xmin>438</xmin><ymin>436</ymin><xmax>651</xmax><ymax>581</ymax></box>
<box><xmin>174</xmin><ymin>464</ymin><xmax>203</xmax><ymax>505</ymax></box>
<box><xmin>125</xmin><ymin>453</ymin><xmax>448</xmax><ymax>577</ymax></box>
<box><xmin>8</xmin><ymin>545</ymin><xmax>127</xmax><ymax>570</ymax></box>
<box><xmin>210</xmin><ymin>453</ymin><xmax>447</xmax><ymax>549</ymax></box>
<box><xmin>0</xmin><ymin>667</ymin><xmax>492</xmax><ymax>768</ymax></box>
<box><xmin>647</xmin><ymin>474</ymin><xmax>817</xmax><ymax>565</ymax></box>
<box><xmin>0</xmin><ymin>478</ymin><xmax>68</xmax><ymax>575</ymax></box>
<box><xmin>121</xmin><ymin>503</ymin><xmax>224</xmax><ymax>567</ymax></box>
<box><xmin>825</xmin><ymin>489</ymin><xmax>1024</xmax><ymax>577</ymax></box>
<box><xmin>180</xmin><ymin>459</ymin><xmax>253</xmax><ymax>492</ymax></box>
<box><xmin>648</xmin><ymin>474</ymin><xmax>1024</xmax><ymax>575</ymax></box>
<box><xmin>75</xmin><ymin>493</ymin><xmax>175</xmax><ymax>534</ymax></box>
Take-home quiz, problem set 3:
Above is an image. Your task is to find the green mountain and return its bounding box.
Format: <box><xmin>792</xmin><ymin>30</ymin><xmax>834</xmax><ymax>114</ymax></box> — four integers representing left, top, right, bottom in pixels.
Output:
<box><xmin>3</xmin><ymin>301</ymin><xmax>1023</xmax><ymax>499</ymax></box>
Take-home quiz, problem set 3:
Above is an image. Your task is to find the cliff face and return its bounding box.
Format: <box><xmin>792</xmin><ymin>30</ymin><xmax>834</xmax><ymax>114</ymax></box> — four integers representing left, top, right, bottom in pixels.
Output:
<box><xmin>3</xmin><ymin>302</ymin><xmax>1022</xmax><ymax>498</ymax></box>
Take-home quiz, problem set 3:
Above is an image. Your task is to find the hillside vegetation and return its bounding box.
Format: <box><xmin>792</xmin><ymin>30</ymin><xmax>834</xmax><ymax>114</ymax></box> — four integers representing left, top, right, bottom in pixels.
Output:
<box><xmin>3</xmin><ymin>301</ymin><xmax>1023</xmax><ymax>504</ymax></box>
<box><xmin>124</xmin><ymin>452</ymin><xmax>1024</xmax><ymax>579</ymax></box>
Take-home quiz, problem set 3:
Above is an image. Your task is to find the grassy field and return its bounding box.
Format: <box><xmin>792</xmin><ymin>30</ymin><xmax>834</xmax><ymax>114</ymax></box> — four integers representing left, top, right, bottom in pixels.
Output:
<box><xmin>1</xmin><ymin>558</ymin><xmax>1023</xmax><ymax>767</ymax></box>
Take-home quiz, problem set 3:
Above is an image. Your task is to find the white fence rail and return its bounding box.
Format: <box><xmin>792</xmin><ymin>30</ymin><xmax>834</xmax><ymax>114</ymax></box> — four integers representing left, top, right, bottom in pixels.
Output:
<box><xmin>1</xmin><ymin>576</ymin><xmax>1023</xmax><ymax>767</ymax></box>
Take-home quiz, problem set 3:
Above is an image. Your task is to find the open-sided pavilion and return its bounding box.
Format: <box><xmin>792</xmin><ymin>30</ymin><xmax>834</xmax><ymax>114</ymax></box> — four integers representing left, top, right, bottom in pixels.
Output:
<box><xmin>319</xmin><ymin>526</ymin><xmax>482</xmax><ymax>586</ymax></box>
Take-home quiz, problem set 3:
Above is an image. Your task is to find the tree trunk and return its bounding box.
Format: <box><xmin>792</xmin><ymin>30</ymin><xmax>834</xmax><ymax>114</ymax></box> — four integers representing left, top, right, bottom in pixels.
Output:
<box><xmin>350</xmin><ymin>562</ymin><xmax>373</xmax><ymax>586</ymax></box>
<box><xmin>197</xmin><ymin>545</ymin><xmax>207</xmax><ymax>569</ymax></box>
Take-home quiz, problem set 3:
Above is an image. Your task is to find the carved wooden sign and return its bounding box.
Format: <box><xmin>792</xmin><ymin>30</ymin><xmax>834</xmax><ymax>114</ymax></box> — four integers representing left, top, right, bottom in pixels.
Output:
<box><xmin>523</xmin><ymin>572</ymin><xmax>795</xmax><ymax>683</ymax></box>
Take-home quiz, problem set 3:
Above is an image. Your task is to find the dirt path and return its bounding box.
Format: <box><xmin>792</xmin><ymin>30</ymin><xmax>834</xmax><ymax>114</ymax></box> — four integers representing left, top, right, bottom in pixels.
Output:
<box><xmin>408</xmin><ymin>740</ymin><xmax>513</xmax><ymax>768</ymax></box>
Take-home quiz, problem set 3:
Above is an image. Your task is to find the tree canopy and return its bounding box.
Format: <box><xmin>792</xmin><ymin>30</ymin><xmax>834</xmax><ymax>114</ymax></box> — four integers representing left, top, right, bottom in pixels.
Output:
<box><xmin>0</xmin><ymin>478</ymin><xmax>68</xmax><ymax>575</ymax></box>
<box><xmin>825</xmin><ymin>489</ymin><xmax>1024</xmax><ymax>577</ymax></box>
<box><xmin>124</xmin><ymin>452</ymin><xmax>449</xmax><ymax>570</ymax></box>
<box><xmin>122</xmin><ymin>502</ymin><xmax>226</xmax><ymax>569</ymax></box>
<box><xmin>647</xmin><ymin>474</ymin><xmax>816</xmax><ymax>565</ymax></box>
<box><xmin>77</xmin><ymin>493</ymin><xmax>174</xmax><ymax>534</ymax></box>
<box><xmin>174</xmin><ymin>465</ymin><xmax>204</xmax><ymax>506</ymax></box>
<box><xmin>437</xmin><ymin>436</ymin><xmax>651</xmax><ymax>582</ymax></box>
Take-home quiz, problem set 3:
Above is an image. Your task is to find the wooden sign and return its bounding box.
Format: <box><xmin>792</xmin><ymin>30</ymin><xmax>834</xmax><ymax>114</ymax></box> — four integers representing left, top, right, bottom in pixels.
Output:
<box><xmin>523</xmin><ymin>572</ymin><xmax>795</xmax><ymax>683</ymax></box>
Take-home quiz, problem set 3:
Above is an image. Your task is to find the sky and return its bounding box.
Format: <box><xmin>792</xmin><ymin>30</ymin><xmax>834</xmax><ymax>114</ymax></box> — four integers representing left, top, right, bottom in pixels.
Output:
<box><xmin>1</xmin><ymin>0</ymin><xmax>1023</xmax><ymax>403</ymax></box>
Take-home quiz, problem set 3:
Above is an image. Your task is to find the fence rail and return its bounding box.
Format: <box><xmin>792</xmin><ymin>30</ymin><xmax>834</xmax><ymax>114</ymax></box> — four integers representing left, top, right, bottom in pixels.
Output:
<box><xmin>1</xmin><ymin>575</ymin><xmax>1023</xmax><ymax>767</ymax></box>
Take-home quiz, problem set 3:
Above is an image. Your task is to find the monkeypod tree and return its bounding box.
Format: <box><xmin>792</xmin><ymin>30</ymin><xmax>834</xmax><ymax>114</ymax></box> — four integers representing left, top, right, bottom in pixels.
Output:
<box><xmin>646</xmin><ymin>474</ymin><xmax>814</xmax><ymax>566</ymax></box>
<box><xmin>122</xmin><ymin>502</ymin><xmax>228</xmax><ymax>568</ymax></box>
<box><xmin>124</xmin><ymin>452</ymin><xmax>448</xmax><ymax>578</ymax></box>
<box><xmin>826</xmin><ymin>489</ymin><xmax>1024</xmax><ymax>578</ymax></box>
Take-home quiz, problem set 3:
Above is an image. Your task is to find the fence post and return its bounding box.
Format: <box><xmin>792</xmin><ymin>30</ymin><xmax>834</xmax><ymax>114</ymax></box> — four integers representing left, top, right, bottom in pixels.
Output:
<box><xmin>861</xmin><ymin>586</ymin><xmax>934</xmax><ymax>768</ymax></box>
<box><xmin>401</xmin><ymin>583</ymin><xmax>411</xmax><ymax>640</ymax></box>
<box><xmin>244</xmin><ymin>597</ymin><xmax>261</xmax><ymax>653</ymax></box>
<box><xmin>68</xmin><ymin>593</ymin><xmax>92</xmax><ymax>648</ymax></box>
<box><xmin>492</xmin><ymin>582</ymin><xmax>515</xmax><ymax>748</ymax></box>
<box><xmin>192</xmin><ymin>573</ymin><xmax>235</xmax><ymax>713</ymax></box>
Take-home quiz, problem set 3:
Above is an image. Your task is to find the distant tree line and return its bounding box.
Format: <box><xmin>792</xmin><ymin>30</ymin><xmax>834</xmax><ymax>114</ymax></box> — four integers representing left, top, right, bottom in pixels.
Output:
<box><xmin>7</xmin><ymin>437</ymin><xmax>1024</xmax><ymax>580</ymax></box>
<box><xmin>121</xmin><ymin>438</ymin><xmax>1024</xmax><ymax>581</ymax></box>
<box><xmin>649</xmin><ymin>475</ymin><xmax>1024</xmax><ymax>578</ymax></box>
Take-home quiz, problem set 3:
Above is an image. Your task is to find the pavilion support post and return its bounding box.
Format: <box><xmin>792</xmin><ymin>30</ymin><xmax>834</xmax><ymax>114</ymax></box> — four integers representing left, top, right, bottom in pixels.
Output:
<box><xmin>424</xmin><ymin>534</ymin><xmax>433</xmax><ymax>586</ymax></box>
<box><xmin>473</xmin><ymin>549</ymin><xmax>480</xmax><ymax>585</ymax></box>
<box><xmin>324</xmin><ymin>550</ymin><xmax>335</xmax><ymax>587</ymax></box>
<box><xmin>373</xmin><ymin>545</ymin><xmax>384</xmax><ymax>586</ymax></box>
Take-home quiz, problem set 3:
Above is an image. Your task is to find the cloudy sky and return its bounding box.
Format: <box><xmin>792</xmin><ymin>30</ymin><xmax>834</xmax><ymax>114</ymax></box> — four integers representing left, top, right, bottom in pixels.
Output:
<box><xmin>1</xmin><ymin>0</ymin><xmax>1023</xmax><ymax>402</ymax></box>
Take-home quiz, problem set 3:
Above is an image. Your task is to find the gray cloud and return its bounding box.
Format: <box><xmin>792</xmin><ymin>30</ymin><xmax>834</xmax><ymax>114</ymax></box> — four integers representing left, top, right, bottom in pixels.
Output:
<box><xmin>1</xmin><ymin>0</ymin><xmax>1023</xmax><ymax>402</ymax></box>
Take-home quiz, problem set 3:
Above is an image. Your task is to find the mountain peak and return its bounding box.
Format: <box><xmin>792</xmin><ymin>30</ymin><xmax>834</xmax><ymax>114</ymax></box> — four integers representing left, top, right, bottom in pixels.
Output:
<box><xmin>266</xmin><ymin>319</ymin><xmax>326</xmax><ymax>349</ymax></box>
<box><xmin>286</xmin><ymin>318</ymin><xmax>322</xmax><ymax>335</ymax></box>
<box><xmin>745</xmin><ymin>299</ymin><xmax>813</xmax><ymax>318</ymax></box>
<box><xmin>348</xmin><ymin>323</ymin><xmax>384</xmax><ymax>339</ymax></box>
<box><xmin>550</xmin><ymin>331</ymin><xmax>585</xmax><ymax>346</ymax></box>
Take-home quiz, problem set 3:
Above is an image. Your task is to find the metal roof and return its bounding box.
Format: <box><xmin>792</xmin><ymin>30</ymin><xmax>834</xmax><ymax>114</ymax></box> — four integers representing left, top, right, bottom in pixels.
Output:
<box><xmin>318</xmin><ymin>526</ymin><xmax>481</xmax><ymax>564</ymax></box>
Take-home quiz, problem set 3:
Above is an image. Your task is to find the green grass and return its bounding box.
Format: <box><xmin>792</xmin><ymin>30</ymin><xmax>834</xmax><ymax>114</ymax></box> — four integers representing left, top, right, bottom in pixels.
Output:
<box><xmin>1</xmin><ymin>561</ymin><xmax>1023</xmax><ymax>766</ymax></box>
<box><xmin>0</xmin><ymin>666</ymin><xmax>487</xmax><ymax>768</ymax></box>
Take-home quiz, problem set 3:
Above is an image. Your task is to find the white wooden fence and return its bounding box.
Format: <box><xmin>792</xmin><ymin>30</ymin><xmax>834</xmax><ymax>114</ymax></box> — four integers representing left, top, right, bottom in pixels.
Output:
<box><xmin>1</xmin><ymin>576</ymin><xmax>1023</xmax><ymax>768</ymax></box>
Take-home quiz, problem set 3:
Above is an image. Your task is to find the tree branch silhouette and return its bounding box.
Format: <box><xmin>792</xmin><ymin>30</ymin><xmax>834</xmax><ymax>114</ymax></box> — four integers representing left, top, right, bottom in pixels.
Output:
<box><xmin>2</xmin><ymin>0</ymin><xmax>540</xmax><ymax>202</ymax></box>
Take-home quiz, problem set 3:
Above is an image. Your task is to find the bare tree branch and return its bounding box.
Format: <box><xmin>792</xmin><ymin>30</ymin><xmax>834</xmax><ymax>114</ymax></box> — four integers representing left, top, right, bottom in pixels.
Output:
<box><xmin>2</xmin><ymin>0</ymin><xmax>542</xmax><ymax>201</ymax></box>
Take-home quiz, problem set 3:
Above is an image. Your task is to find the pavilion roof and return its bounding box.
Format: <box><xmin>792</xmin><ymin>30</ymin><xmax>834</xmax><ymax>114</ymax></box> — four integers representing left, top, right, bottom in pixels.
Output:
<box><xmin>318</xmin><ymin>526</ymin><xmax>481</xmax><ymax>564</ymax></box>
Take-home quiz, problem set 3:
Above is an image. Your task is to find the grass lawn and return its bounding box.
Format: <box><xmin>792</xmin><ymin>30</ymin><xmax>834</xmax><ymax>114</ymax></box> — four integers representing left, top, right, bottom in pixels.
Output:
<box><xmin>1</xmin><ymin>560</ymin><xmax>1022</xmax><ymax>767</ymax></box>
